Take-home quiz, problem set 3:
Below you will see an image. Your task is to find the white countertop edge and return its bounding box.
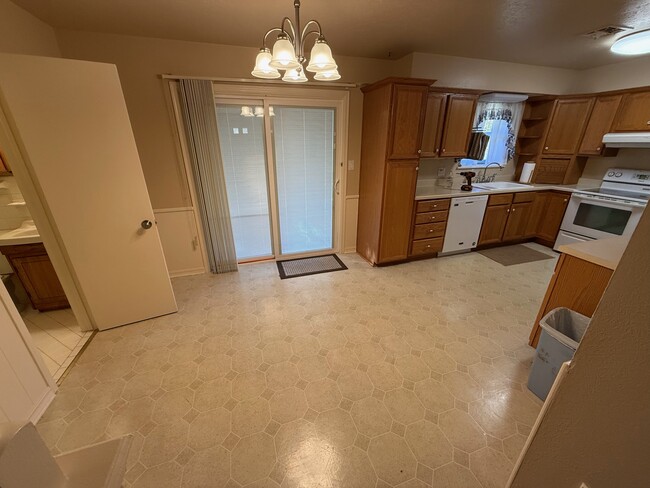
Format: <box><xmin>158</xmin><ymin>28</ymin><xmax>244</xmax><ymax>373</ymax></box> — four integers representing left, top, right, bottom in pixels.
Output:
<box><xmin>557</xmin><ymin>236</ymin><xmax>629</xmax><ymax>271</ymax></box>
<box><xmin>414</xmin><ymin>182</ymin><xmax>591</xmax><ymax>200</ymax></box>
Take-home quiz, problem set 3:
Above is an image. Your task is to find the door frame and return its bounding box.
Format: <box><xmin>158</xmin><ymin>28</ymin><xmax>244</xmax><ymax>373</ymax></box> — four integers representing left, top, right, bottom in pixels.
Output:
<box><xmin>167</xmin><ymin>81</ymin><xmax>350</xmax><ymax>265</ymax></box>
<box><xmin>0</xmin><ymin>98</ymin><xmax>94</xmax><ymax>333</ymax></box>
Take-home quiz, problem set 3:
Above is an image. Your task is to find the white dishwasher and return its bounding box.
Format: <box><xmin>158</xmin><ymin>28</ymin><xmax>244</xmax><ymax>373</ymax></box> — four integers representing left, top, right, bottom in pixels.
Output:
<box><xmin>441</xmin><ymin>195</ymin><xmax>488</xmax><ymax>255</ymax></box>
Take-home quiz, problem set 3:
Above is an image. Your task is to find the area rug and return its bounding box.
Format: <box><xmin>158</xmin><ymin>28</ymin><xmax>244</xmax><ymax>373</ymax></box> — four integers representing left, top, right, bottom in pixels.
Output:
<box><xmin>478</xmin><ymin>245</ymin><xmax>554</xmax><ymax>266</ymax></box>
<box><xmin>277</xmin><ymin>254</ymin><xmax>347</xmax><ymax>279</ymax></box>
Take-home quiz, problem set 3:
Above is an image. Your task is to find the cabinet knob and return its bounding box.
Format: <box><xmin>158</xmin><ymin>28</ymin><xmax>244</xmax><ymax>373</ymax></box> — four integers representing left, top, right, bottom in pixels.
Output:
<box><xmin>596</xmin><ymin>147</ymin><xmax>601</xmax><ymax>151</ymax></box>
<box><xmin>429</xmin><ymin>229</ymin><xmax>434</xmax><ymax>233</ymax></box>
<box><xmin>442</xmin><ymin>148</ymin><xmax>446</xmax><ymax>152</ymax></box>
<box><xmin>435</xmin><ymin>148</ymin><xmax>439</xmax><ymax>152</ymax></box>
<box><xmin>544</xmin><ymin>146</ymin><xmax>549</xmax><ymax>150</ymax></box>
<box><xmin>647</xmin><ymin>120</ymin><xmax>650</xmax><ymax>125</ymax></box>
<box><xmin>417</xmin><ymin>149</ymin><xmax>422</xmax><ymax>154</ymax></box>
<box><xmin>416</xmin><ymin>166</ymin><xmax>419</xmax><ymax>171</ymax></box>
<box><xmin>507</xmin><ymin>208</ymin><xmax>510</xmax><ymax>212</ymax></box>
<box><xmin>426</xmin><ymin>245</ymin><xmax>431</xmax><ymax>248</ymax></box>
<box><xmin>564</xmin><ymin>199</ymin><xmax>568</xmax><ymax>202</ymax></box>
<box><xmin>512</xmin><ymin>208</ymin><xmax>516</xmax><ymax>212</ymax></box>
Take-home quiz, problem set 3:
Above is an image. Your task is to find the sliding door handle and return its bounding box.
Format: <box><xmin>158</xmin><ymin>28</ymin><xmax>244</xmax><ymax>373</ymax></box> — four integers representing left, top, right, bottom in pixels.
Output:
<box><xmin>335</xmin><ymin>179</ymin><xmax>340</xmax><ymax>195</ymax></box>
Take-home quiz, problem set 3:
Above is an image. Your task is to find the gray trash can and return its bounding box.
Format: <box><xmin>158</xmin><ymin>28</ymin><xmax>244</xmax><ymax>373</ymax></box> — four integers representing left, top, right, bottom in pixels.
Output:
<box><xmin>527</xmin><ymin>307</ymin><xmax>590</xmax><ymax>401</ymax></box>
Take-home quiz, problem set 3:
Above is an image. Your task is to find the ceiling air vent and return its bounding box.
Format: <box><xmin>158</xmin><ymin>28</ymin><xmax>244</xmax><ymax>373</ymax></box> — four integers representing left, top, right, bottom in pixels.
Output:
<box><xmin>582</xmin><ymin>25</ymin><xmax>632</xmax><ymax>40</ymax></box>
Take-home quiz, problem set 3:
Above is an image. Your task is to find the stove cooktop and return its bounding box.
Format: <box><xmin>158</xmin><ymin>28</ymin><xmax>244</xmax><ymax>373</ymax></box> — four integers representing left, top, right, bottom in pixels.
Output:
<box><xmin>577</xmin><ymin>187</ymin><xmax>650</xmax><ymax>202</ymax></box>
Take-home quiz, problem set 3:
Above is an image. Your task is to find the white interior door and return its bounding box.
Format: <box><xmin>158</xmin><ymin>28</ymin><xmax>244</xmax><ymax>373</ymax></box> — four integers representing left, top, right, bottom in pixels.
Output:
<box><xmin>0</xmin><ymin>54</ymin><xmax>177</xmax><ymax>330</ymax></box>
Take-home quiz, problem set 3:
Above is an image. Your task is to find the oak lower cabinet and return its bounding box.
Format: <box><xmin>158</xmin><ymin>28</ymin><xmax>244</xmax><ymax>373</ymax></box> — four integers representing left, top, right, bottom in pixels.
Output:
<box><xmin>0</xmin><ymin>243</ymin><xmax>70</xmax><ymax>311</ymax></box>
<box><xmin>409</xmin><ymin>198</ymin><xmax>449</xmax><ymax>257</ymax></box>
<box><xmin>502</xmin><ymin>201</ymin><xmax>534</xmax><ymax>241</ymax></box>
<box><xmin>612</xmin><ymin>90</ymin><xmax>650</xmax><ymax>132</ymax></box>
<box><xmin>536</xmin><ymin>191</ymin><xmax>570</xmax><ymax>245</ymax></box>
<box><xmin>529</xmin><ymin>253</ymin><xmax>612</xmax><ymax>347</ymax></box>
<box><xmin>478</xmin><ymin>204</ymin><xmax>511</xmax><ymax>246</ymax></box>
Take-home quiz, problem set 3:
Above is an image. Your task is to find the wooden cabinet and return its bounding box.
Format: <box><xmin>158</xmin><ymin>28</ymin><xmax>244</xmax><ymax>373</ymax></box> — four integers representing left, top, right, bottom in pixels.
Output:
<box><xmin>529</xmin><ymin>253</ymin><xmax>613</xmax><ymax>347</ymax></box>
<box><xmin>357</xmin><ymin>78</ymin><xmax>436</xmax><ymax>265</ymax></box>
<box><xmin>502</xmin><ymin>200</ymin><xmax>534</xmax><ymax>242</ymax></box>
<box><xmin>0</xmin><ymin>243</ymin><xmax>69</xmax><ymax>311</ymax></box>
<box><xmin>578</xmin><ymin>94</ymin><xmax>622</xmax><ymax>156</ymax></box>
<box><xmin>478</xmin><ymin>195</ymin><xmax>512</xmax><ymax>246</ymax></box>
<box><xmin>440</xmin><ymin>94</ymin><xmax>478</xmax><ymax>157</ymax></box>
<box><xmin>612</xmin><ymin>90</ymin><xmax>650</xmax><ymax>132</ymax></box>
<box><xmin>409</xmin><ymin>198</ymin><xmax>449</xmax><ymax>257</ymax></box>
<box><xmin>378</xmin><ymin>160</ymin><xmax>419</xmax><ymax>263</ymax></box>
<box><xmin>536</xmin><ymin>191</ymin><xmax>570</xmax><ymax>244</ymax></box>
<box><xmin>542</xmin><ymin>98</ymin><xmax>594</xmax><ymax>155</ymax></box>
<box><xmin>420</xmin><ymin>93</ymin><xmax>448</xmax><ymax>157</ymax></box>
<box><xmin>0</xmin><ymin>149</ymin><xmax>11</xmax><ymax>174</ymax></box>
<box><xmin>387</xmin><ymin>84</ymin><xmax>429</xmax><ymax>160</ymax></box>
<box><xmin>533</xmin><ymin>157</ymin><xmax>571</xmax><ymax>184</ymax></box>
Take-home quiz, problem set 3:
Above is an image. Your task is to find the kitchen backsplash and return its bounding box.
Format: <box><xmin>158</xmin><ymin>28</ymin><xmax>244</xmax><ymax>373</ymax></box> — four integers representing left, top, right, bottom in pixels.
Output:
<box><xmin>0</xmin><ymin>176</ymin><xmax>32</xmax><ymax>230</ymax></box>
<box><xmin>418</xmin><ymin>157</ymin><xmax>513</xmax><ymax>188</ymax></box>
<box><xmin>581</xmin><ymin>148</ymin><xmax>650</xmax><ymax>183</ymax></box>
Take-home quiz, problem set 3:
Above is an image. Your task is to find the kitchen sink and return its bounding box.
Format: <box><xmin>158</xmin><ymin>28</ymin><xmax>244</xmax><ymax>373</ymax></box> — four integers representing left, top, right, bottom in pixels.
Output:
<box><xmin>473</xmin><ymin>182</ymin><xmax>532</xmax><ymax>190</ymax></box>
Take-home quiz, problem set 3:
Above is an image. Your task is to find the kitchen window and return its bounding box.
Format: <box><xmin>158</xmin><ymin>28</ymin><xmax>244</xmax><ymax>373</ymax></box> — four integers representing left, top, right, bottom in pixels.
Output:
<box><xmin>459</xmin><ymin>95</ymin><xmax>526</xmax><ymax>168</ymax></box>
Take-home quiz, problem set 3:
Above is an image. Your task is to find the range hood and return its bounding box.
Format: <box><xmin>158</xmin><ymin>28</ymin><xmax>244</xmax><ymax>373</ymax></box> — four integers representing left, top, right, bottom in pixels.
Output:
<box><xmin>602</xmin><ymin>132</ymin><xmax>650</xmax><ymax>148</ymax></box>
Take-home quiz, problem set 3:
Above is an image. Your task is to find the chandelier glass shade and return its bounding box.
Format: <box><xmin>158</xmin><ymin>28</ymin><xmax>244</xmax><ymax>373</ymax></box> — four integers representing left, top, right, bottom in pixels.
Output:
<box><xmin>251</xmin><ymin>0</ymin><xmax>340</xmax><ymax>82</ymax></box>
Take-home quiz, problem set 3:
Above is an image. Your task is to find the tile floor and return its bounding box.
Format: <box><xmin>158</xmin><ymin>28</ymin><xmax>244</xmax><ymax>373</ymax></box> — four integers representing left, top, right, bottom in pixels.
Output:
<box><xmin>37</xmin><ymin>244</ymin><xmax>556</xmax><ymax>488</ymax></box>
<box><xmin>22</xmin><ymin>306</ymin><xmax>92</xmax><ymax>382</ymax></box>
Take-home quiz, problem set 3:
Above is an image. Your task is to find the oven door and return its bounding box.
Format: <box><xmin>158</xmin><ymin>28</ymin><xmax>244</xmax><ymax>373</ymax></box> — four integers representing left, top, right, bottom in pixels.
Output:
<box><xmin>561</xmin><ymin>193</ymin><xmax>646</xmax><ymax>240</ymax></box>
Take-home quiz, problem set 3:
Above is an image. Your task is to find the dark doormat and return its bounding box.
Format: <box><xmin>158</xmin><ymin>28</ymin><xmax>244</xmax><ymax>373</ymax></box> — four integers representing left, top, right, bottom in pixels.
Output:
<box><xmin>478</xmin><ymin>245</ymin><xmax>554</xmax><ymax>266</ymax></box>
<box><xmin>277</xmin><ymin>254</ymin><xmax>348</xmax><ymax>279</ymax></box>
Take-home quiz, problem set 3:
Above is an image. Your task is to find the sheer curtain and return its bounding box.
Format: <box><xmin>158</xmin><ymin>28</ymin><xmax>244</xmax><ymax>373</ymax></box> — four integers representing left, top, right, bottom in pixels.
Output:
<box><xmin>177</xmin><ymin>79</ymin><xmax>238</xmax><ymax>273</ymax></box>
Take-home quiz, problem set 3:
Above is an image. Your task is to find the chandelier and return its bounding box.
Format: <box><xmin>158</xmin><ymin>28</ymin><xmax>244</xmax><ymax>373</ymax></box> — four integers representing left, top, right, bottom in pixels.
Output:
<box><xmin>251</xmin><ymin>0</ymin><xmax>340</xmax><ymax>83</ymax></box>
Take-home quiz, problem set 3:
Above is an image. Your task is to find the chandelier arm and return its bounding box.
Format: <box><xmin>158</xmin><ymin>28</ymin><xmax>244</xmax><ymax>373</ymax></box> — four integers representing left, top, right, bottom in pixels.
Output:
<box><xmin>280</xmin><ymin>17</ymin><xmax>296</xmax><ymax>42</ymax></box>
<box><xmin>301</xmin><ymin>28</ymin><xmax>323</xmax><ymax>52</ymax></box>
<box><xmin>261</xmin><ymin>27</ymin><xmax>284</xmax><ymax>49</ymax></box>
<box><xmin>301</xmin><ymin>20</ymin><xmax>323</xmax><ymax>41</ymax></box>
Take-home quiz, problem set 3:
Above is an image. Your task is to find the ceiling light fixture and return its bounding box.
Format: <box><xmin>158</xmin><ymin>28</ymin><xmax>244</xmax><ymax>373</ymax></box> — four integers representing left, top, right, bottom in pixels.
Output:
<box><xmin>611</xmin><ymin>28</ymin><xmax>650</xmax><ymax>55</ymax></box>
<box><xmin>251</xmin><ymin>0</ymin><xmax>340</xmax><ymax>82</ymax></box>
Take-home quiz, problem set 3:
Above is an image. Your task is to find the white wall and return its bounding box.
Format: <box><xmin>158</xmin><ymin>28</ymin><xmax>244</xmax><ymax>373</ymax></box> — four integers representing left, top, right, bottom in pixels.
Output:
<box><xmin>0</xmin><ymin>0</ymin><xmax>60</xmax><ymax>57</ymax></box>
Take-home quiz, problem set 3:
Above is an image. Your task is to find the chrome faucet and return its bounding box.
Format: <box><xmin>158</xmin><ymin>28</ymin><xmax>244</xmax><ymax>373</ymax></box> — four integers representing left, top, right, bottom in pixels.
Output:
<box><xmin>477</xmin><ymin>162</ymin><xmax>503</xmax><ymax>183</ymax></box>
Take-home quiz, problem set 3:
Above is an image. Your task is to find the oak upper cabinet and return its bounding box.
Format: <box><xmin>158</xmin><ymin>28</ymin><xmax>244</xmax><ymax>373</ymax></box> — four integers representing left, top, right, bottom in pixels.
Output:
<box><xmin>542</xmin><ymin>98</ymin><xmax>594</xmax><ymax>155</ymax></box>
<box><xmin>420</xmin><ymin>93</ymin><xmax>448</xmax><ymax>157</ymax></box>
<box><xmin>536</xmin><ymin>191</ymin><xmax>570</xmax><ymax>244</ymax></box>
<box><xmin>578</xmin><ymin>94</ymin><xmax>622</xmax><ymax>156</ymax></box>
<box><xmin>440</xmin><ymin>94</ymin><xmax>478</xmax><ymax>157</ymax></box>
<box><xmin>612</xmin><ymin>90</ymin><xmax>650</xmax><ymax>132</ymax></box>
<box><xmin>387</xmin><ymin>84</ymin><xmax>429</xmax><ymax>160</ymax></box>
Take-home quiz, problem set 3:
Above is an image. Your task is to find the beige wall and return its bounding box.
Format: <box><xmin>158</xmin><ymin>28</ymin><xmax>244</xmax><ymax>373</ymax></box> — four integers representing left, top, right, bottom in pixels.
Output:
<box><xmin>574</xmin><ymin>56</ymin><xmax>650</xmax><ymax>93</ymax></box>
<box><xmin>581</xmin><ymin>148</ymin><xmax>650</xmax><ymax>182</ymax></box>
<box><xmin>55</xmin><ymin>30</ymin><xmax>406</xmax><ymax>207</ymax></box>
<box><xmin>0</xmin><ymin>0</ymin><xmax>60</xmax><ymax>57</ymax></box>
<box><xmin>511</xmin><ymin>202</ymin><xmax>650</xmax><ymax>488</ymax></box>
<box><xmin>409</xmin><ymin>52</ymin><xmax>580</xmax><ymax>94</ymax></box>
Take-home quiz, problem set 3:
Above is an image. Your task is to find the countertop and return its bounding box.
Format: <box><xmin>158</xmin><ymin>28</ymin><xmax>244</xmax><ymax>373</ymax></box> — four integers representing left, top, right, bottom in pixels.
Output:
<box><xmin>415</xmin><ymin>179</ymin><xmax>597</xmax><ymax>200</ymax></box>
<box><xmin>0</xmin><ymin>220</ymin><xmax>41</xmax><ymax>246</ymax></box>
<box><xmin>558</xmin><ymin>236</ymin><xmax>629</xmax><ymax>271</ymax></box>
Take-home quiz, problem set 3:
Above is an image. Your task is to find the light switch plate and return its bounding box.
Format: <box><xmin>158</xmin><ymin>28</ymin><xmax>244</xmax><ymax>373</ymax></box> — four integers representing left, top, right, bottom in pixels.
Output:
<box><xmin>348</xmin><ymin>160</ymin><xmax>355</xmax><ymax>171</ymax></box>
<box><xmin>580</xmin><ymin>483</ymin><xmax>590</xmax><ymax>488</ymax></box>
<box><xmin>437</xmin><ymin>167</ymin><xmax>446</xmax><ymax>177</ymax></box>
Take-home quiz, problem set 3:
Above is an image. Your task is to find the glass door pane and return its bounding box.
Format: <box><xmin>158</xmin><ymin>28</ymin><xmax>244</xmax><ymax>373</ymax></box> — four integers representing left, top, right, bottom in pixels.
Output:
<box><xmin>215</xmin><ymin>104</ymin><xmax>273</xmax><ymax>260</ymax></box>
<box><xmin>271</xmin><ymin>106</ymin><xmax>335</xmax><ymax>255</ymax></box>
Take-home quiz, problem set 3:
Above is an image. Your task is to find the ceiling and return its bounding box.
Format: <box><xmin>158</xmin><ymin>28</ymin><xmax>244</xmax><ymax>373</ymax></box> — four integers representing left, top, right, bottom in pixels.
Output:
<box><xmin>12</xmin><ymin>0</ymin><xmax>650</xmax><ymax>69</ymax></box>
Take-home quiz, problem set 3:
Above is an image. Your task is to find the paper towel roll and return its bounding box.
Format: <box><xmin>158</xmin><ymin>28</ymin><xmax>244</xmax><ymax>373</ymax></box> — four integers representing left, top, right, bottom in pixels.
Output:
<box><xmin>519</xmin><ymin>162</ymin><xmax>536</xmax><ymax>183</ymax></box>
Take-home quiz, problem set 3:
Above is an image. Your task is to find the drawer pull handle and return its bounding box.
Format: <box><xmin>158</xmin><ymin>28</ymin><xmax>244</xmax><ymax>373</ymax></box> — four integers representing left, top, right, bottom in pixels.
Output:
<box><xmin>426</xmin><ymin>245</ymin><xmax>431</xmax><ymax>248</ymax></box>
<box><xmin>429</xmin><ymin>229</ymin><xmax>434</xmax><ymax>233</ymax></box>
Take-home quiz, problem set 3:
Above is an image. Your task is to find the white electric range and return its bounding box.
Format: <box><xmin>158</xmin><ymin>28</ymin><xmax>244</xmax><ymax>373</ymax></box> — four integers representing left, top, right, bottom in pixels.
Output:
<box><xmin>554</xmin><ymin>168</ymin><xmax>649</xmax><ymax>250</ymax></box>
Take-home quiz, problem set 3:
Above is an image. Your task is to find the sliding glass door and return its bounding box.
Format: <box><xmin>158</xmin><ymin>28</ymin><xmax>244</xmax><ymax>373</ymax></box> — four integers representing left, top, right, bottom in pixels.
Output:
<box><xmin>272</xmin><ymin>106</ymin><xmax>335</xmax><ymax>255</ymax></box>
<box><xmin>215</xmin><ymin>100</ymin><xmax>338</xmax><ymax>262</ymax></box>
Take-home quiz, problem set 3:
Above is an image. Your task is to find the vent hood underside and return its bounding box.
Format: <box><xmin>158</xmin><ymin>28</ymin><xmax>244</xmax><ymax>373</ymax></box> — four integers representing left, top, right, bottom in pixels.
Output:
<box><xmin>602</xmin><ymin>132</ymin><xmax>650</xmax><ymax>148</ymax></box>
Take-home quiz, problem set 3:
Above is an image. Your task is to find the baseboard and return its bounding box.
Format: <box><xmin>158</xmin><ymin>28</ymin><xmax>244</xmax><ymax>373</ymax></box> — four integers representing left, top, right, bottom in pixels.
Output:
<box><xmin>30</xmin><ymin>387</ymin><xmax>56</xmax><ymax>423</ymax></box>
<box><xmin>343</xmin><ymin>247</ymin><xmax>357</xmax><ymax>253</ymax></box>
<box><xmin>169</xmin><ymin>267</ymin><xmax>206</xmax><ymax>278</ymax></box>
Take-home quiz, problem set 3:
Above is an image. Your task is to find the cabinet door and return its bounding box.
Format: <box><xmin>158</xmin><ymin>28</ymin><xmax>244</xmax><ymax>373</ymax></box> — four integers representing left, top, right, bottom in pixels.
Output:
<box><xmin>578</xmin><ymin>95</ymin><xmax>622</xmax><ymax>156</ymax></box>
<box><xmin>0</xmin><ymin>149</ymin><xmax>11</xmax><ymax>174</ymax></box>
<box><xmin>525</xmin><ymin>192</ymin><xmax>546</xmax><ymax>238</ymax></box>
<box><xmin>11</xmin><ymin>253</ymin><xmax>69</xmax><ymax>311</ymax></box>
<box><xmin>440</xmin><ymin>94</ymin><xmax>477</xmax><ymax>157</ymax></box>
<box><xmin>532</xmin><ymin>157</ymin><xmax>571</xmax><ymax>184</ymax></box>
<box><xmin>378</xmin><ymin>160</ymin><xmax>419</xmax><ymax>263</ymax></box>
<box><xmin>420</xmin><ymin>93</ymin><xmax>447</xmax><ymax>157</ymax></box>
<box><xmin>387</xmin><ymin>84</ymin><xmax>428</xmax><ymax>160</ymax></box>
<box><xmin>478</xmin><ymin>204</ymin><xmax>510</xmax><ymax>246</ymax></box>
<box><xmin>542</xmin><ymin>98</ymin><xmax>594</xmax><ymax>155</ymax></box>
<box><xmin>612</xmin><ymin>91</ymin><xmax>650</xmax><ymax>132</ymax></box>
<box><xmin>502</xmin><ymin>202</ymin><xmax>533</xmax><ymax>241</ymax></box>
<box><xmin>536</xmin><ymin>192</ymin><xmax>570</xmax><ymax>243</ymax></box>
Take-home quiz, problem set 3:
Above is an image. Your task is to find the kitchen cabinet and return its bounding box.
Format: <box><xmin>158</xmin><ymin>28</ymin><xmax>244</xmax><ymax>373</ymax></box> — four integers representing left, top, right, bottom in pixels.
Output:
<box><xmin>409</xmin><ymin>198</ymin><xmax>450</xmax><ymax>257</ymax></box>
<box><xmin>420</xmin><ymin>93</ymin><xmax>448</xmax><ymax>157</ymax></box>
<box><xmin>378</xmin><ymin>160</ymin><xmax>419</xmax><ymax>263</ymax></box>
<box><xmin>536</xmin><ymin>191</ymin><xmax>570</xmax><ymax>245</ymax></box>
<box><xmin>0</xmin><ymin>149</ymin><xmax>10</xmax><ymax>174</ymax></box>
<box><xmin>578</xmin><ymin>94</ymin><xmax>622</xmax><ymax>156</ymax></box>
<box><xmin>612</xmin><ymin>90</ymin><xmax>650</xmax><ymax>132</ymax></box>
<box><xmin>529</xmin><ymin>253</ymin><xmax>612</xmax><ymax>347</ymax></box>
<box><xmin>387</xmin><ymin>84</ymin><xmax>429</xmax><ymax>160</ymax></box>
<box><xmin>357</xmin><ymin>77</ymin><xmax>435</xmax><ymax>265</ymax></box>
<box><xmin>502</xmin><ymin>193</ymin><xmax>536</xmax><ymax>242</ymax></box>
<box><xmin>440</xmin><ymin>94</ymin><xmax>478</xmax><ymax>157</ymax></box>
<box><xmin>0</xmin><ymin>243</ymin><xmax>69</xmax><ymax>311</ymax></box>
<box><xmin>542</xmin><ymin>98</ymin><xmax>594</xmax><ymax>155</ymax></box>
<box><xmin>478</xmin><ymin>195</ymin><xmax>512</xmax><ymax>246</ymax></box>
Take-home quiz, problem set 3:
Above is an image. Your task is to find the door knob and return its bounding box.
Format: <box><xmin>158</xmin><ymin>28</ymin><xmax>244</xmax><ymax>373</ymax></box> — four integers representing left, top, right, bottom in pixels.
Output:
<box><xmin>141</xmin><ymin>220</ymin><xmax>153</xmax><ymax>230</ymax></box>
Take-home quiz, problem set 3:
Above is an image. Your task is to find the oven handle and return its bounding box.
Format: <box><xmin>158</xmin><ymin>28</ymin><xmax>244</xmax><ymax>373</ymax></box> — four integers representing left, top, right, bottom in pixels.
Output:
<box><xmin>571</xmin><ymin>193</ymin><xmax>647</xmax><ymax>208</ymax></box>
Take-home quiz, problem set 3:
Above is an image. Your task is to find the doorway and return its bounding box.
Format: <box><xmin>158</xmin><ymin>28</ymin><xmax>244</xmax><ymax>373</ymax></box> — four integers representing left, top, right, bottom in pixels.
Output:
<box><xmin>215</xmin><ymin>98</ymin><xmax>341</xmax><ymax>262</ymax></box>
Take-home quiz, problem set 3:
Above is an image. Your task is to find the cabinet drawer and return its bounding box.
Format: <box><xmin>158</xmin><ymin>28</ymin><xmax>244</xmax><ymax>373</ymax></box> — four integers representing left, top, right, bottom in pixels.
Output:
<box><xmin>487</xmin><ymin>193</ymin><xmax>513</xmax><ymax>206</ymax></box>
<box><xmin>411</xmin><ymin>237</ymin><xmax>443</xmax><ymax>256</ymax></box>
<box><xmin>413</xmin><ymin>222</ymin><xmax>446</xmax><ymax>240</ymax></box>
<box><xmin>415</xmin><ymin>210</ymin><xmax>448</xmax><ymax>224</ymax></box>
<box><xmin>416</xmin><ymin>199</ymin><xmax>450</xmax><ymax>213</ymax></box>
<box><xmin>513</xmin><ymin>191</ymin><xmax>536</xmax><ymax>203</ymax></box>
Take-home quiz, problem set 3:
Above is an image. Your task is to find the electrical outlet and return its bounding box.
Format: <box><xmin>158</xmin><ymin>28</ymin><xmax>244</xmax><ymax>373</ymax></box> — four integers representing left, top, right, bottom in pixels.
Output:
<box><xmin>580</xmin><ymin>483</ymin><xmax>590</xmax><ymax>488</ymax></box>
<box><xmin>437</xmin><ymin>167</ymin><xmax>446</xmax><ymax>177</ymax></box>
